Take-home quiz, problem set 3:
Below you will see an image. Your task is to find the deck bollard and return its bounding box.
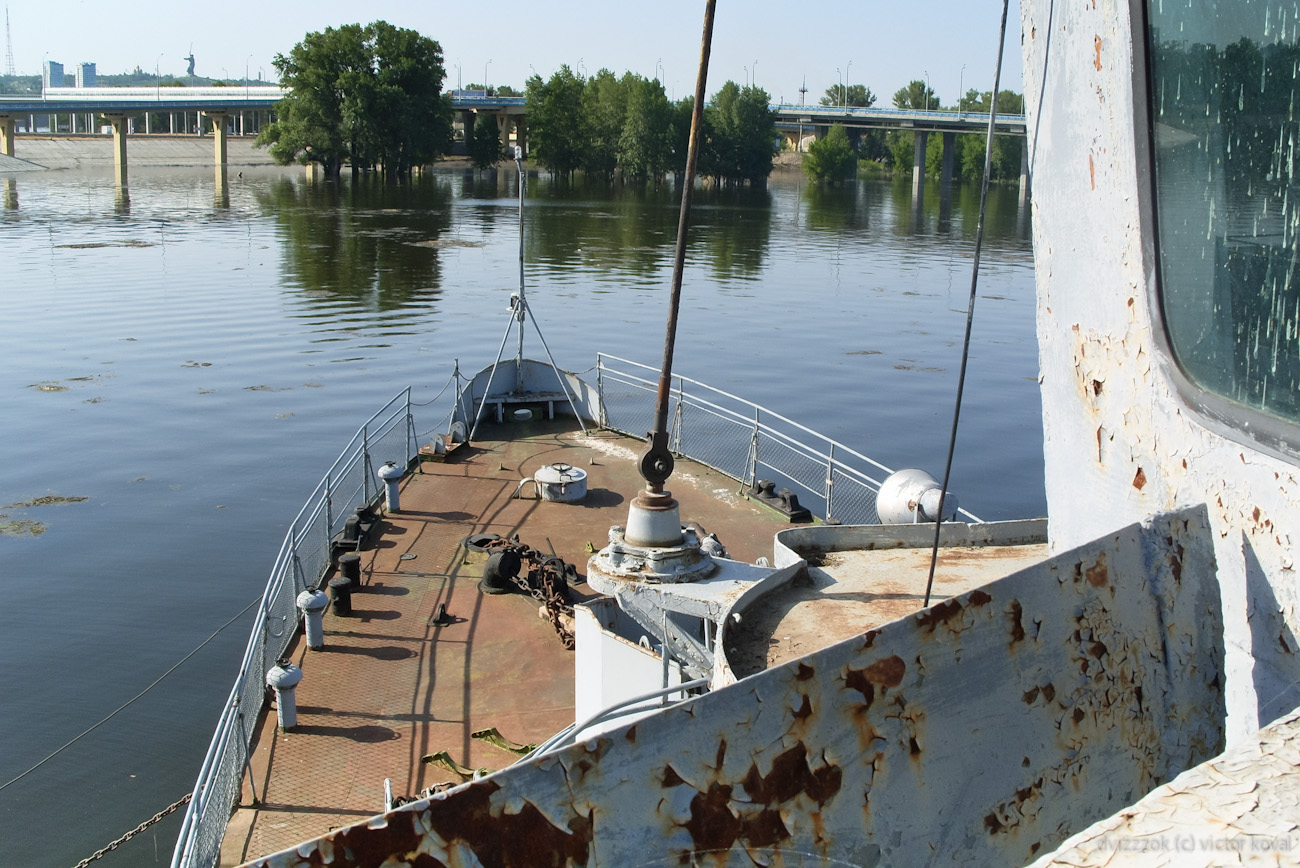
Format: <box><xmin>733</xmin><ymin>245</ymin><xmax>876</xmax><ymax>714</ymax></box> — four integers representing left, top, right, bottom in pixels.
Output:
<box><xmin>338</xmin><ymin>552</ymin><xmax>362</xmax><ymax>586</ymax></box>
<box><xmin>266</xmin><ymin>659</ymin><xmax>303</xmax><ymax>731</ymax></box>
<box><xmin>327</xmin><ymin>574</ymin><xmax>353</xmax><ymax>616</ymax></box>
<box><xmin>296</xmin><ymin>589</ymin><xmax>329</xmax><ymax>649</ymax></box>
<box><xmin>378</xmin><ymin>461</ymin><xmax>404</xmax><ymax>513</ymax></box>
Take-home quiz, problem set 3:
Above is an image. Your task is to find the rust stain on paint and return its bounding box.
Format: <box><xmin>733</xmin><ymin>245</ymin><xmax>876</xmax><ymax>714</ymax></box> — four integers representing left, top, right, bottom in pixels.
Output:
<box><xmin>1089</xmin><ymin>154</ymin><xmax>1096</xmax><ymax>189</ymax></box>
<box><xmin>1094</xmin><ymin>35</ymin><xmax>1103</xmax><ymax>70</ymax></box>
<box><xmin>1086</xmin><ymin>554</ymin><xmax>1109</xmax><ymax>588</ymax></box>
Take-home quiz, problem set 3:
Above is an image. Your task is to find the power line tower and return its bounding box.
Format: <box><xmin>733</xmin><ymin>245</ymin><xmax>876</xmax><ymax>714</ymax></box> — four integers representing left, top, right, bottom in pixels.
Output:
<box><xmin>4</xmin><ymin>7</ymin><xmax>15</xmax><ymax>77</ymax></box>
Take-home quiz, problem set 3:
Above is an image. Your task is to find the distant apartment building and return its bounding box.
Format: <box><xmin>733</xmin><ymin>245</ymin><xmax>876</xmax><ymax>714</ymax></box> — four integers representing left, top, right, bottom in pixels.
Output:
<box><xmin>42</xmin><ymin>60</ymin><xmax>64</xmax><ymax>90</ymax></box>
<box><xmin>74</xmin><ymin>62</ymin><xmax>96</xmax><ymax>87</ymax></box>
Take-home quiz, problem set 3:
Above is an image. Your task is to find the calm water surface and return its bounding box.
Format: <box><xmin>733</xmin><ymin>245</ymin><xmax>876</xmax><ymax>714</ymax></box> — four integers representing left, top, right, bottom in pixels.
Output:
<box><xmin>0</xmin><ymin>165</ymin><xmax>1039</xmax><ymax>866</ymax></box>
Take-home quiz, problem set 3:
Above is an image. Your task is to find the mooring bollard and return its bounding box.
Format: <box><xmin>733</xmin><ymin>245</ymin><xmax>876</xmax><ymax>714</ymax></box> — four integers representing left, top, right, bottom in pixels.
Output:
<box><xmin>327</xmin><ymin>574</ymin><xmax>353</xmax><ymax>616</ymax></box>
<box><xmin>338</xmin><ymin>552</ymin><xmax>361</xmax><ymax>585</ymax></box>
<box><xmin>296</xmin><ymin>589</ymin><xmax>329</xmax><ymax>649</ymax></box>
<box><xmin>377</xmin><ymin>461</ymin><xmax>404</xmax><ymax>513</ymax></box>
<box><xmin>266</xmin><ymin>659</ymin><xmax>303</xmax><ymax>731</ymax></box>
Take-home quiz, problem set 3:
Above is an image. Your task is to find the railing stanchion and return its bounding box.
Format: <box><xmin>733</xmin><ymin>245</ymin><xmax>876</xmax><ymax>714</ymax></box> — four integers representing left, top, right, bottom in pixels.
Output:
<box><xmin>324</xmin><ymin>476</ymin><xmax>333</xmax><ymax>542</ymax></box>
<box><xmin>596</xmin><ymin>357</ymin><xmax>607</xmax><ymax>428</ymax></box>
<box><xmin>238</xmin><ymin>709</ymin><xmax>259</xmax><ymax>805</ymax></box>
<box><xmin>362</xmin><ymin>425</ymin><xmax>372</xmax><ymax>504</ymax></box>
<box><xmin>825</xmin><ymin>444</ymin><xmax>836</xmax><ymax>525</ymax></box>
<box><xmin>672</xmin><ymin>375</ymin><xmax>685</xmax><ymax>454</ymax></box>
<box><xmin>746</xmin><ymin>408</ymin><xmax>761</xmax><ymax>490</ymax></box>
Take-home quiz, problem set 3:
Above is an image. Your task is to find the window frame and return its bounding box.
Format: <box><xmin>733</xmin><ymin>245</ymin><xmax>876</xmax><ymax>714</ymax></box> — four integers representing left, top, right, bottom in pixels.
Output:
<box><xmin>1133</xmin><ymin>0</ymin><xmax>1300</xmax><ymax>463</ymax></box>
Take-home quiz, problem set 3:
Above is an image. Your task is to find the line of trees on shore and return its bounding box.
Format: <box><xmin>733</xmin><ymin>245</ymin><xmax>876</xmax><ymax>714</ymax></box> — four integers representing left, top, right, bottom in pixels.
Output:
<box><xmin>522</xmin><ymin>67</ymin><xmax>778</xmax><ymax>186</ymax></box>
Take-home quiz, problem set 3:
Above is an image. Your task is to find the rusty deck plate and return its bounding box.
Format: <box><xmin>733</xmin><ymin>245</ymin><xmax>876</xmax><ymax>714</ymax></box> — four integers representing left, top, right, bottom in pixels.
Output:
<box><xmin>221</xmin><ymin>420</ymin><xmax>792</xmax><ymax>866</ymax></box>
<box><xmin>730</xmin><ymin>542</ymin><xmax>1049</xmax><ymax>676</ymax></box>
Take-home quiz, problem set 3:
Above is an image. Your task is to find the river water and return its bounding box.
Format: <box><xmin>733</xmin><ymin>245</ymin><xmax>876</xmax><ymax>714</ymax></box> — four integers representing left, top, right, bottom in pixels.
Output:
<box><xmin>0</xmin><ymin>164</ymin><xmax>1039</xmax><ymax>867</ymax></box>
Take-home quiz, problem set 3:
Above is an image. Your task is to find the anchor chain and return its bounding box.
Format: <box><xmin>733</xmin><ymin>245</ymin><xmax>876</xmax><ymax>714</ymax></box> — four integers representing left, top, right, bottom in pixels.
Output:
<box><xmin>70</xmin><ymin>792</ymin><xmax>192</xmax><ymax>868</ymax></box>
<box><xmin>480</xmin><ymin>537</ymin><xmax>577</xmax><ymax>648</ymax></box>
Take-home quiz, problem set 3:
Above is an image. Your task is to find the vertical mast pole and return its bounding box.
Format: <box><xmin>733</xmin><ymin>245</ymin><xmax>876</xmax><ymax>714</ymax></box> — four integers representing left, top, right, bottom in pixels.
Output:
<box><xmin>639</xmin><ymin>0</ymin><xmax>716</xmax><ymax>493</ymax></box>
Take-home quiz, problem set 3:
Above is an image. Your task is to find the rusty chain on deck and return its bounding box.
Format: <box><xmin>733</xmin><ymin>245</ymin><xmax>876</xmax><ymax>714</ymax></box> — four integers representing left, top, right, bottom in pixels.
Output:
<box><xmin>481</xmin><ymin>537</ymin><xmax>577</xmax><ymax>648</ymax></box>
<box><xmin>70</xmin><ymin>792</ymin><xmax>192</xmax><ymax>868</ymax></box>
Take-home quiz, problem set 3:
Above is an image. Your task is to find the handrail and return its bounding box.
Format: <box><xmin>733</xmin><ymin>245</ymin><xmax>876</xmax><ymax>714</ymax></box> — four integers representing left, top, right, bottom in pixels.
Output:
<box><xmin>531</xmin><ymin>678</ymin><xmax>710</xmax><ymax>759</ymax></box>
<box><xmin>596</xmin><ymin>354</ymin><xmax>981</xmax><ymax>524</ymax></box>
<box><xmin>172</xmin><ymin>388</ymin><xmax>419</xmax><ymax>868</ymax></box>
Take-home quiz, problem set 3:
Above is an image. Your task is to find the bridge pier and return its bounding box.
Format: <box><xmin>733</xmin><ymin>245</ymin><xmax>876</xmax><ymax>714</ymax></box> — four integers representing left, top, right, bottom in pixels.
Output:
<box><xmin>0</xmin><ymin>115</ymin><xmax>15</xmax><ymax>157</ymax></box>
<box><xmin>1019</xmin><ymin>143</ymin><xmax>1030</xmax><ymax>204</ymax></box>
<box><xmin>940</xmin><ymin>131</ymin><xmax>956</xmax><ymax>188</ymax></box>
<box><xmin>107</xmin><ymin>113</ymin><xmax>128</xmax><ymax>183</ymax></box>
<box><xmin>497</xmin><ymin>112</ymin><xmax>514</xmax><ymax>155</ymax></box>
<box><xmin>460</xmin><ymin>110</ymin><xmax>476</xmax><ymax>153</ymax></box>
<box><xmin>206</xmin><ymin>112</ymin><xmax>229</xmax><ymax>165</ymax></box>
<box><xmin>3</xmin><ymin>177</ymin><xmax>16</xmax><ymax>209</ymax></box>
<box><xmin>912</xmin><ymin>130</ymin><xmax>929</xmax><ymax>197</ymax></box>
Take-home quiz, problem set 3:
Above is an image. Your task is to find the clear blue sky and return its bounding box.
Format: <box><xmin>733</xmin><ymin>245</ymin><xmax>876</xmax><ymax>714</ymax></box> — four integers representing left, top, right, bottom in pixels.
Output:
<box><xmin>8</xmin><ymin>0</ymin><xmax>1023</xmax><ymax>106</ymax></box>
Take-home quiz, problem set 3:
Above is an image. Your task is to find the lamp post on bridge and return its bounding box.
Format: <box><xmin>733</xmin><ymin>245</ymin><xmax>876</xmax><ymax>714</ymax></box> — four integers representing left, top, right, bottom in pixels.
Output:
<box><xmin>484</xmin><ymin>58</ymin><xmax>491</xmax><ymax>93</ymax></box>
<box><xmin>156</xmin><ymin>52</ymin><xmax>164</xmax><ymax>102</ymax></box>
<box><xmin>958</xmin><ymin>64</ymin><xmax>966</xmax><ymax>116</ymax></box>
<box><xmin>844</xmin><ymin>60</ymin><xmax>852</xmax><ymax>111</ymax></box>
<box><xmin>924</xmin><ymin>69</ymin><xmax>931</xmax><ymax>109</ymax></box>
<box><xmin>753</xmin><ymin>58</ymin><xmax>758</xmax><ymax>89</ymax></box>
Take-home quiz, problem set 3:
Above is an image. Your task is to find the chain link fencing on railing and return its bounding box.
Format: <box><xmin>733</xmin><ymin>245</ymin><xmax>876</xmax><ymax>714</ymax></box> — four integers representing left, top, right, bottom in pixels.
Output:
<box><xmin>596</xmin><ymin>354</ymin><xmax>981</xmax><ymax>527</ymax></box>
<box><xmin>172</xmin><ymin>387</ymin><xmax>427</xmax><ymax>868</ymax></box>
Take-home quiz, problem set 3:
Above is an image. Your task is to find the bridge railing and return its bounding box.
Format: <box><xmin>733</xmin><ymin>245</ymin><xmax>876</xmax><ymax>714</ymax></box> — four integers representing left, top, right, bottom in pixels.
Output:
<box><xmin>595</xmin><ymin>354</ymin><xmax>981</xmax><ymax>526</ymax></box>
<box><xmin>170</xmin><ymin>389</ymin><xmax>420</xmax><ymax>868</ymax></box>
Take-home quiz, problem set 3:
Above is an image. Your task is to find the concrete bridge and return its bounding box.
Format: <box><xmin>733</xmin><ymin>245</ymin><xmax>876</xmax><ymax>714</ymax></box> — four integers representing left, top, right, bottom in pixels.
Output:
<box><xmin>0</xmin><ymin>87</ymin><xmax>527</xmax><ymax>179</ymax></box>
<box><xmin>0</xmin><ymin>87</ymin><xmax>1025</xmax><ymax>194</ymax></box>
<box><xmin>772</xmin><ymin>104</ymin><xmax>1029</xmax><ymax>197</ymax></box>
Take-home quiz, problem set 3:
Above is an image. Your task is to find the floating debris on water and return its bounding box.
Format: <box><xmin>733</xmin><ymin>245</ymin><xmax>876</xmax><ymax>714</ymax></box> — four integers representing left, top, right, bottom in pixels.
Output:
<box><xmin>182</xmin><ymin>361</ymin><xmax>213</xmax><ymax>368</ymax></box>
<box><xmin>55</xmin><ymin>240</ymin><xmax>156</xmax><ymax>249</ymax></box>
<box><xmin>846</xmin><ymin>350</ymin><xmax>882</xmax><ymax>355</ymax></box>
<box><xmin>406</xmin><ymin>238</ymin><xmax>485</xmax><ymax>249</ymax></box>
<box><xmin>0</xmin><ymin>518</ymin><xmax>47</xmax><ymax>537</ymax></box>
<box><xmin>29</xmin><ymin>382</ymin><xmax>69</xmax><ymax>392</ymax></box>
<box><xmin>245</xmin><ymin>385</ymin><xmax>292</xmax><ymax>392</ymax></box>
<box><xmin>4</xmin><ymin>495</ymin><xmax>90</xmax><ymax>508</ymax></box>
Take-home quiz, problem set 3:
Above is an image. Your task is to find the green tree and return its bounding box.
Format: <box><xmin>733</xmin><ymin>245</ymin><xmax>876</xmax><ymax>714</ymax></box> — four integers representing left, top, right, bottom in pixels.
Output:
<box><xmin>892</xmin><ymin>80</ymin><xmax>939</xmax><ymax>110</ymax></box>
<box><xmin>668</xmin><ymin>96</ymin><xmax>696</xmax><ymax>174</ymax></box>
<box><xmin>257</xmin><ymin>21</ymin><xmax>452</xmax><ymax>177</ymax></box>
<box><xmin>525</xmin><ymin>66</ymin><xmax>586</xmax><ymax>179</ymax></box>
<box><xmin>582</xmin><ymin>69</ymin><xmax>630</xmax><ymax>180</ymax></box>
<box><xmin>468</xmin><ymin>113</ymin><xmax>502</xmax><ymax>170</ymax></box>
<box><xmin>803</xmin><ymin>123</ymin><xmax>858</xmax><ymax>183</ymax></box>
<box><xmin>703</xmin><ymin>82</ymin><xmax>777</xmax><ymax>185</ymax></box>
<box><xmin>618</xmin><ymin>76</ymin><xmax>673</xmax><ymax>182</ymax></box>
<box><xmin>954</xmin><ymin>90</ymin><xmax>1025</xmax><ymax>181</ymax></box>
<box><xmin>820</xmin><ymin>83</ymin><xmax>876</xmax><ymax>109</ymax></box>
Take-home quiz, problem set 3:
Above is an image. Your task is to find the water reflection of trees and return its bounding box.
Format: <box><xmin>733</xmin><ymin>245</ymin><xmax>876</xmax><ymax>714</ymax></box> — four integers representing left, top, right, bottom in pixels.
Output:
<box><xmin>258</xmin><ymin>175</ymin><xmax>452</xmax><ymax>312</ymax></box>
<box><xmin>521</xmin><ymin>179</ymin><xmax>773</xmax><ymax>280</ymax></box>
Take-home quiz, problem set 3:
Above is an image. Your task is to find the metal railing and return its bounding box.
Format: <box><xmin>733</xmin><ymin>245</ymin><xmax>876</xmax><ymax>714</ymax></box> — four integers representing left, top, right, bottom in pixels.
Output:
<box><xmin>596</xmin><ymin>354</ymin><xmax>981</xmax><ymax>526</ymax></box>
<box><xmin>171</xmin><ymin>389</ymin><xmax>419</xmax><ymax>868</ymax></box>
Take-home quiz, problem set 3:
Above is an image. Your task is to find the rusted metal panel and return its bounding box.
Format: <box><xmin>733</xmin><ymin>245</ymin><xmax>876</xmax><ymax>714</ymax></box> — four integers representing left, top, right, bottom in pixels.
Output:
<box><xmin>243</xmin><ymin>506</ymin><xmax>1224</xmax><ymax>868</ymax></box>
<box><xmin>1020</xmin><ymin>0</ymin><xmax>1300</xmax><ymax>740</ymax></box>
<box><xmin>1029</xmin><ymin>707</ymin><xmax>1300</xmax><ymax>866</ymax></box>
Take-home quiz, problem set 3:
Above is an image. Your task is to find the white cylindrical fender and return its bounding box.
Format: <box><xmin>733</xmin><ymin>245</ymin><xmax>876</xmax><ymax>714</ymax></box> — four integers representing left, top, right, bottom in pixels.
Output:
<box><xmin>266</xmin><ymin>661</ymin><xmax>304</xmax><ymax>731</ymax></box>
<box><xmin>297</xmin><ymin>589</ymin><xmax>329</xmax><ymax>650</ymax></box>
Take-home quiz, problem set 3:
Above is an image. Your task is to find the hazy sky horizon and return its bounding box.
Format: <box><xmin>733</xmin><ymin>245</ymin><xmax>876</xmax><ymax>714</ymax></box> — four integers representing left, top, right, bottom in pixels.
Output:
<box><xmin>6</xmin><ymin>0</ymin><xmax>1024</xmax><ymax>106</ymax></box>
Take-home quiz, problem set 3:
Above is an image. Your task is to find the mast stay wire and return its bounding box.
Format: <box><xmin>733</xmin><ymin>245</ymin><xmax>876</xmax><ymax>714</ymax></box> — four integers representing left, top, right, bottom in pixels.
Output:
<box><xmin>923</xmin><ymin>0</ymin><xmax>1013</xmax><ymax>608</ymax></box>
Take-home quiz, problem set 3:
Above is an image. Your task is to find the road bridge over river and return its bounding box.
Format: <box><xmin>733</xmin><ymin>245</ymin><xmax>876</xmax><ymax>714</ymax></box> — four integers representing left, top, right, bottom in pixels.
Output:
<box><xmin>0</xmin><ymin>88</ymin><xmax>1027</xmax><ymax>195</ymax></box>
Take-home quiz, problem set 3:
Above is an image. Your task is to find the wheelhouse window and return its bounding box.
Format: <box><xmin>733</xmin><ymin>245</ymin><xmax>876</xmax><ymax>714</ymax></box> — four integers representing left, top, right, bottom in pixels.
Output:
<box><xmin>1146</xmin><ymin>0</ymin><xmax>1300</xmax><ymax>425</ymax></box>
